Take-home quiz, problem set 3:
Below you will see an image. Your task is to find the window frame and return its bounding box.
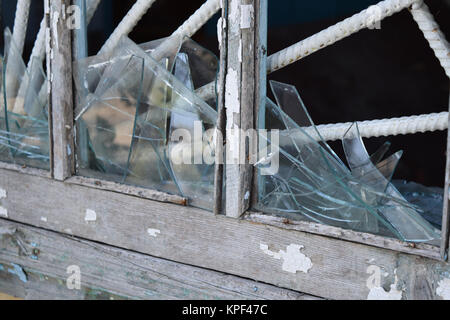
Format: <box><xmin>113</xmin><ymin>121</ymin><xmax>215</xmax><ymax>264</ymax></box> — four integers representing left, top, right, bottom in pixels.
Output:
<box><xmin>0</xmin><ymin>0</ymin><xmax>449</xmax><ymax>300</ymax></box>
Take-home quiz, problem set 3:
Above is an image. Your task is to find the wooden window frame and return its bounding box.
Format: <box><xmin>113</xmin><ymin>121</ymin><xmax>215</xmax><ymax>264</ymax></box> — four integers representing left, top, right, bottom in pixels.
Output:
<box><xmin>0</xmin><ymin>0</ymin><xmax>450</xmax><ymax>300</ymax></box>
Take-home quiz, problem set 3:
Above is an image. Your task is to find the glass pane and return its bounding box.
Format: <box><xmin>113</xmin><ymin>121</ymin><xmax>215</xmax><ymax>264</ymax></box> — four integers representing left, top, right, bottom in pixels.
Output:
<box><xmin>74</xmin><ymin>36</ymin><xmax>218</xmax><ymax>210</ymax></box>
<box><xmin>255</xmin><ymin>81</ymin><xmax>440</xmax><ymax>243</ymax></box>
<box><xmin>0</xmin><ymin>27</ymin><xmax>49</xmax><ymax>170</ymax></box>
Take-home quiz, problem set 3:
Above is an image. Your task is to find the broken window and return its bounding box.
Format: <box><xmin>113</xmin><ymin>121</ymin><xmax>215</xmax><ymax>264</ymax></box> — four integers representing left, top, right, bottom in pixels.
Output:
<box><xmin>73</xmin><ymin>36</ymin><xmax>218</xmax><ymax>210</ymax></box>
<box><xmin>0</xmin><ymin>27</ymin><xmax>49</xmax><ymax>170</ymax></box>
<box><xmin>254</xmin><ymin>81</ymin><xmax>440</xmax><ymax>243</ymax></box>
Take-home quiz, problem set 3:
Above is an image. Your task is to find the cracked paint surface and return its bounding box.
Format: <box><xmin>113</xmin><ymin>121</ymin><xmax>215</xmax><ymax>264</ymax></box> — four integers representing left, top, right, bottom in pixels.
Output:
<box><xmin>366</xmin><ymin>266</ymin><xmax>402</xmax><ymax>300</ymax></box>
<box><xmin>437</xmin><ymin>278</ymin><xmax>450</xmax><ymax>300</ymax></box>
<box><xmin>0</xmin><ymin>188</ymin><xmax>7</xmax><ymax>218</ymax></box>
<box><xmin>147</xmin><ymin>228</ymin><xmax>161</xmax><ymax>237</ymax></box>
<box><xmin>260</xmin><ymin>243</ymin><xmax>312</xmax><ymax>274</ymax></box>
<box><xmin>85</xmin><ymin>209</ymin><xmax>97</xmax><ymax>222</ymax></box>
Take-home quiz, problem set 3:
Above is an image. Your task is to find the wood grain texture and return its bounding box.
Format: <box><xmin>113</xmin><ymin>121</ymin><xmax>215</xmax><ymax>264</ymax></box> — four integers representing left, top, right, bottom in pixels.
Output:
<box><xmin>441</xmin><ymin>87</ymin><xmax>450</xmax><ymax>260</ymax></box>
<box><xmin>251</xmin><ymin>0</ymin><xmax>267</xmax><ymax>208</ymax></box>
<box><xmin>213</xmin><ymin>0</ymin><xmax>228</xmax><ymax>215</ymax></box>
<box><xmin>0</xmin><ymin>219</ymin><xmax>316</xmax><ymax>300</ymax></box>
<box><xmin>48</xmin><ymin>0</ymin><xmax>75</xmax><ymax>181</ymax></box>
<box><xmin>67</xmin><ymin>176</ymin><xmax>187</xmax><ymax>206</ymax></box>
<box><xmin>246</xmin><ymin>212</ymin><xmax>441</xmax><ymax>260</ymax></box>
<box><xmin>225</xmin><ymin>0</ymin><xmax>256</xmax><ymax>218</ymax></box>
<box><xmin>1</xmin><ymin>168</ymin><xmax>450</xmax><ymax>299</ymax></box>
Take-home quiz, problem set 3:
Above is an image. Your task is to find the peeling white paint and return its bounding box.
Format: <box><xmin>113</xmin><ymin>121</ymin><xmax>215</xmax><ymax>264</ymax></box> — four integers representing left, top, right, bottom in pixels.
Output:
<box><xmin>229</xmin><ymin>0</ymin><xmax>240</xmax><ymax>26</ymax></box>
<box><xmin>217</xmin><ymin>17</ymin><xmax>223</xmax><ymax>50</ymax></box>
<box><xmin>225</xmin><ymin>68</ymin><xmax>240</xmax><ymax>115</ymax></box>
<box><xmin>238</xmin><ymin>40</ymin><xmax>242</xmax><ymax>63</ymax></box>
<box><xmin>240</xmin><ymin>4</ymin><xmax>254</xmax><ymax>29</ymax></box>
<box><xmin>244</xmin><ymin>191</ymin><xmax>250</xmax><ymax>200</ymax></box>
<box><xmin>436</xmin><ymin>278</ymin><xmax>450</xmax><ymax>300</ymax></box>
<box><xmin>0</xmin><ymin>188</ymin><xmax>6</xmax><ymax>199</ymax></box>
<box><xmin>366</xmin><ymin>267</ymin><xmax>403</xmax><ymax>300</ymax></box>
<box><xmin>260</xmin><ymin>243</ymin><xmax>312</xmax><ymax>274</ymax></box>
<box><xmin>0</xmin><ymin>207</ymin><xmax>8</xmax><ymax>218</ymax></box>
<box><xmin>85</xmin><ymin>209</ymin><xmax>97</xmax><ymax>222</ymax></box>
<box><xmin>225</xmin><ymin>67</ymin><xmax>241</xmax><ymax>163</ymax></box>
<box><xmin>52</xmin><ymin>11</ymin><xmax>60</xmax><ymax>50</ymax></box>
<box><xmin>40</xmin><ymin>217</ymin><xmax>48</xmax><ymax>222</ymax></box>
<box><xmin>147</xmin><ymin>228</ymin><xmax>161</xmax><ymax>238</ymax></box>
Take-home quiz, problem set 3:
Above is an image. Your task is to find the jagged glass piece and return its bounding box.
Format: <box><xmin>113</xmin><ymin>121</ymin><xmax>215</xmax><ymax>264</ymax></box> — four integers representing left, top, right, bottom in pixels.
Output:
<box><xmin>0</xmin><ymin>28</ymin><xmax>49</xmax><ymax>169</ymax></box>
<box><xmin>370</xmin><ymin>141</ymin><xmax>391</xmax><ymax>166</ymax></box>
<box><xmin>342</xmin><ymin>123</ymin><xmax>437</xmax><ymax>241</ymax></box>
<box><xmin>74</xmin><ymin>36</ymin><xmax>217</xmax><ymax>210</ymax></box>
<box><xmin>256</xmin><ymin>80</ymin><xmax>440</xmax><ymax>243</ymax></box>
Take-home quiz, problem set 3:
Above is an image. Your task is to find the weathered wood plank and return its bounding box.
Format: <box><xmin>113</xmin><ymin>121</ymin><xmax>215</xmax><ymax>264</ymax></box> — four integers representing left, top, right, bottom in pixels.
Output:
<box><xmin>225</xmin><ymin>0</ymin><xmax>257</xmax><ymax>218</ymax></box>
<box><xmin>213</xmin><ymin>0</ymin><xmax>228</xmax><ymax>215</ymax></box>
<box><xmin>441</xmin><ymin>86</ymin><xmax>450</xmax><ymax>260</ymax></box>
<box><xmin>246</xmin><ymin>212</ymin><xmax>441</xmax><ymax>260</ymax></box>
<box><xmin>1</xmin><ymin>168</ymin><xmax>450</xmax><ymax>299</ymax></box>
<box><xmin>0</xmin><ymin>219</ymin><xmax>316</xmax><ymax>300</ymax></box>
<box><xmin>0</xmin><ymin>161</ymin><xmax>50</xmax><ymax>179</ymax></box>
<box><xmin>67</xmin><ymin>176</ymin><xmax>187</xmax><ymax>206</ymax></box>
<box><xmin>48</xmin><ymin>0</ymin><xmax>75</xmax><ymax>181</ymax></box>
<box><xmin>251</xmin><ymin>0</ymin><xmax>267</xmax><ymax>208</ymax></box>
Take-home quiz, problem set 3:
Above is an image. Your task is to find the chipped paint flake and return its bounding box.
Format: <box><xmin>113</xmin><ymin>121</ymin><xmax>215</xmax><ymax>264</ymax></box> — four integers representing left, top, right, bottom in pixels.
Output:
<box><xmin>0</xmin><ymin>188</ymin><xmax>6</xmax><ymax>199</ymax></box>
<box><xmin>0</xmin><ymin>207</ymin><xmax>8</xmax><ymax>218</ymax></box>
<box><xmin>147</xmin><ymin>228</ymin><xmax>161</xmax><ymax>238</ymax></box>
<box><xmin>260</xmin><ymin>243</ymin><xmax>312</xmax><ymax>274</ymax></box>
<box><xmin>367</xmin><ymin>286</ymin><xmax>403</xmax><ymax>300</ymax></box>
<box><xmin>85</xmin><ymin>209</ymin><xmax>97</xmax><ymax>222</ymax></box>
<box><xmin>40</xmin><ymin>217</ymin><xmax>48</xmax><ymax>222</ymax></box>
<box><xmin>366</xmin><ymin>267</ymin><xmax>403</xmax><ymax>300</ymax></box>
<box><xmin>240</xmin><ymin>4</ymin><xmax>254</xmax><ymax>29</ymax></box>
<box><xmin>437</xmin><ymin>278</ymin><xmax>450</xmax><ymax>300</ymax></box>
<box><xmin>8</xmin><ymin>264</ymin><xmax>28</xmax><ymax>283</ymax></box>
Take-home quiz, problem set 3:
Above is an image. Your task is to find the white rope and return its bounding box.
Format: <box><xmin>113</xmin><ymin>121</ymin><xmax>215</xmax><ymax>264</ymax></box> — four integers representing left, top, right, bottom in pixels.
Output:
<box><xmin>197</xmin><ymin>0</ymin><xmax>420</xmax><ymax>101</ymax></box>
<box><xmin>311</xmin><ymin>112</ymin><xmax>448</xmax><ymax>141</ymax></box>
<box><xmin>98</xmin><ymin>0</ymin><xmax>158</xmax><ymax>55</ymax></box>
<box><xmin>12</xmin><ymin>0</ymin><xmax>32</xmax><ymax>55</ymax></box>
<box><xmin>151</xmin><ymin>0</ymin><xmax>221</xmax><ymax>62</ymax></box>
<box><xmin>409</xmin><ymin>1</ymin><xmax>450</xmax><ymax>78</ymax></box>
<box><xmin>267</xmin><ymin>0</ymin><xmax>417</xmax><ymax>73</ymax></box>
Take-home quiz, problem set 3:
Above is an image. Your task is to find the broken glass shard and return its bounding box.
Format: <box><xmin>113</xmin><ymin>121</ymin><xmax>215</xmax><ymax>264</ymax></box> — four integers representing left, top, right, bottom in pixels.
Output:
<box><xmin>255</xmin><ymin>80</ymin><xmax>439</xmax><ymax>243</ymax></box>
<box><xmin>74</xmin><ymin>36</ymin><xmax>218</xmax><ymax>210</ymax></box>
<box><xmin>0</xmin><ymin>28</ymin><xmax>49</xmax><ymax>170</ymax></box>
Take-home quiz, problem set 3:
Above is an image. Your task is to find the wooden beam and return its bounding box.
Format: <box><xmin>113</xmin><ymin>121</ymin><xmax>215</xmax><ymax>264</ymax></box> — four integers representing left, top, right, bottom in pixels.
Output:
<box><xmin>1</xmin><ymin>168</ymin><xmax>450</xmax><ymax>299</ymax></box>
<box><xmin>48</xmin><ymin>0</ymin><xmax>75</xmax><ymax>181</ymax></box>
<box><xmin>442</xmin><ymin>83</ymin><xmax>450</xmax><ymax>260</ymax></box>
<box><xmin>213</xmin><ymin>0</ymin><xmax>228</xmax><ymax>215</ymax></box>
<box><xmin>225</xmin><ymin>0</ymin><xmax>257</xmax><ymax>218</ymax></box>
<box><xmin>252</xmin><ymin>0</ymin><xmax>267</xmax><ymax>208</ymax></box>
<box><xmin>0</xmin><ymin>219</ymin><xmax>316</xmax><ymax>300</ymax></box>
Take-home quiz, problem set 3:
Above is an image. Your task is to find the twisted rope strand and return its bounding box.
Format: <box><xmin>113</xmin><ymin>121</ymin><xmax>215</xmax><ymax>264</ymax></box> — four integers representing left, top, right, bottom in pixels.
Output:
<box><xmin>267</xmin><ymin>0</ymin><xmax>417</xmax><ymax>73</ymax></box>
<box><xmin>409</xmin><ymin>0</ymin><xmax>450</xmax><ymax>78</ymax></box>
<box><xmin>151</xmin><ymin>0</ymin><xmax>221</xmax><ymax>62</ymax></box>
<box><xmin>311</xmin><ymin>112</ymin><xmax>449</xmax><ymax>141</ymax></box>
<box><xmin>12</xmin><ymin>0</ymin><xmax>32</xmax><ymax>55</ymax></box>
<box><xmin>98</xmin><ymin>0</ymin><xmax>158</xmax><ymax>55</ymax></box>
